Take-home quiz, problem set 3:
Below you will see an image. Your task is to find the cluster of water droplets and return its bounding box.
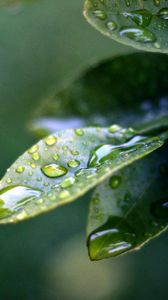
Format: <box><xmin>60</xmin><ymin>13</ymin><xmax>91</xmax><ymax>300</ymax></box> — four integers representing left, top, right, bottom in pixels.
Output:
<box><xmin>89</xmin><ymin>0</ymin><xmax>168</xmax><ymax>49</ymax></box>
<box><xmin>0</xmin><ymin>125</ymin><xmax>163</xmax><ymax>223</ymax></box>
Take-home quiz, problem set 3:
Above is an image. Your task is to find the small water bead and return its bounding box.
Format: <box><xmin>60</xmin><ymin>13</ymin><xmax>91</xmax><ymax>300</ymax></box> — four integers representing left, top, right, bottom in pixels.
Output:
<box><xmin>71</xmin><ymin>150</ymin><xmax>79</xmax><ymax>156</ymax></box>
<box><xmin>120</xmin><ymin>27</ymin><xmax>156</xmax><ymax>43</ymax></box>
<box><xmin>41</xmin><ymin>164</ymin><xmax>67</xmax><ymax>178</ymax></box>
<box><xmin>53</xmin><ymin>153</ymin><xmax>59</xmax><ymax>161</ymax></box>
<box><xmin>106</xmin><ymin>21</ymin><xmax>117</xmax><ymax>31</ymax></box>
<box><xmin>109</xmin><ymin>176</ymin><xmax>121</xmax><ymax>189</ymax></box>
<box><xmin>151</xmin><ymin>199</ymin><xmax>168</xmax><ymax>220</ymax></box>
<box><xmin>93</xmin><ymin>9</ymin><xmax>107</xmax><ymax>20</ymax></box>
<box><xmin>74</xmin><ymin>128</ymin><xmax>84</xmax><ymax>136</ymax></box>
<box><xmin>6</xmin><ymin>178</ymin><xmax>12</xmax><ymax>184</ymax></box>
<box><xmin>88</xmin><ymin>216</ymin><xmax>136</xmax><ymax>260</ymax></box>
<box><xmin>28</xmin><ymin>144</ymin><xmax>39</xmax><ymax>154</ymax></box>
<box><xmin>59</xmin><ymin>190</ymin><xmax>70</xmax><ymax>199</ymax></box>
<box><xmin>32</xmin><ymin>152</ymin><xmax>40</xmax><ymax>161</ymax></box>
<box><xmin>68</xmin><ymin>160</ymin><xmax>80</xmax><ymax>168</ymax></box>
<box><xmin>158</xmin><ymin>8</ymin><xmax>168</xmax><ymax>20</ymax></box>
<box><xmin>16</xmin><ymin>166</ymin><xmax>25</xmax><ymax>174</ymax></box>
<box><xmin>45</xmin><ymin>135</ymin><xmax>57</xmax><ymax>146</ymax></box>
<box><xmin>125</xmin><ymin>0</ymin><xmax>130</xmax><ymax>7</ymax></box>
<box><xmin>16</xmin><ymin>211</ymin><xmax>28</xmax><ymax>221</ymax></box>
<box><xmin>61</xmin><ymin>177</ymin><xmax>75</xmax><ymax>188</ymax></box>
<box><xmin>30</xmin><ymin>163</ymin><xmax>36</xmax><ymax>169</ymax></box>
<box><xmin>123</xmin><ymin>9</ymin><xmax>152</xmax><ymax>27</ymax></box>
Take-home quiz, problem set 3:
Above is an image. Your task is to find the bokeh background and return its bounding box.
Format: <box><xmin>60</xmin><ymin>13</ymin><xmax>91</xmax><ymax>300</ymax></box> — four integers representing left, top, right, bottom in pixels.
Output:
<box><xmin>0</xmin><ymin>1</ymin><xmax>168</xmax><ymax>299</ymax></box>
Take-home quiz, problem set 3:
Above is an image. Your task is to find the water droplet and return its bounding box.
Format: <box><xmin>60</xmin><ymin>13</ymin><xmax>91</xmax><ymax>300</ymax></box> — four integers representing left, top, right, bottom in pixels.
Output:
<box><xmin>88</xmin><ymin>136</ymin><xmax>146</xmax><ymax>167</ymax></box>
<box><xmin>108</xmin><ymin>124</ymin><xmax>122</xmax><ymax>133</ymax></box>
<box><xmin>93</xmin><ymin>9</ymin><xmax>107</xmax><ymax>20</ymax></box>
<box><xmin>6</xmin><ymin>178</ymin><xmax>12</xmax><ymax>184</ymax></box>
<box><xmin>45</xmin><ymin>135</ymin><xmax>57</xmax><ymax>146</ymax></box>
<box><xmin>120</xmin><ymin>27</ymin><xmax>156</xmax><ymax>43</ymax></box>
<box><xmin>88</xmin><ymin>216</ymin><xmax>136</xmax><ymax>260</ymax></box>
<box><xmin>68</xmin><ymin>160</ymin><xmax>80</xmax><ymax>168</ymax></box>
<box><xmin>61</xmin><ymin>177</ymin><xmax>75</xmax><ymax>188</ymax></box>
<box><xmin>158</xmin><ymin>8</ymin><xmax>168</xmax><ymax>20</ymax></box>
<box><xmin>53</xmin><ymin>153</ymin><xmax>59</xmax><ymax>161</ymax></box>
<box><xmin>125</xmin><ymin>0</ymin><xmax>130</xmax><ymax>7</ymax></box>
<box><xmin>74</xmin><ymin>128</ymin><xmax>84</xmax><ymax>136</ymax></box>
<box><xmin>71</xmin><ymin>150</ymin><xmax>79</xmax><ymax>156</ymax></box>
<box><xmin>123</xmin><ymin>9</ymin><xmax>152</xmax><ymax>27</ymax></box>
<box><xmin>59</xmin><ymin>190</ymin><xmax>70</xmax><ymax>199</ymax></box>
<box><xmin>30</xmin><ymin>163</ymin><xmax>36</xmax><ymax>169</ymax></box>
<box><xmin>109</xmin><ymin>176</ymin><xmax>121</xmax><ymax>189</ymax></box>
<box><xmin>16</xmin><ymin>211</ymin><xmax>28</xmax><ymax>221</ymax></box>
<box><xmin>0</xmin><ymin>185</ymin><xmax>41</xmax><ymax>219</ymax></box>
<box><xmin>28</xmin><ymin>144</ymin><xmax>39</xmax><ymax>154</ymax></box>
<box><xmin>106</xmin><ymin>21</ymin><xmax>117</xmax><ymax>31</ymax></box>
<box><xmin>153</xmin><ymin>0</ymin><xmax>160</xmax><ymax>7</ymax></box>
<box><xmin>151</xmin><ymin>199</ymin><xmax>168</xmax><ymax>220</ymax></box>
<box><xmin>41</xmin><ymin>164</ymin><xmax>67</xmax><ymax>178</ymax></box>
<box><xmin>16</xmin><ymin>166</ymin><xmax>25</xmax><ymax>174</ymax></box>
<box><xmin>32</xmin><ymin>152</ymin><xmax>40</xmax><ymax>161</ymax></box>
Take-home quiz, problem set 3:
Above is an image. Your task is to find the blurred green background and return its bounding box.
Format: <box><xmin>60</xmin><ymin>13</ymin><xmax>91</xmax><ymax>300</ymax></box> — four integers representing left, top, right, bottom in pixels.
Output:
<box><xmin>0</xmin><ymin>1</ymin><xmax>168</xmax><ymax>299</ymax></box>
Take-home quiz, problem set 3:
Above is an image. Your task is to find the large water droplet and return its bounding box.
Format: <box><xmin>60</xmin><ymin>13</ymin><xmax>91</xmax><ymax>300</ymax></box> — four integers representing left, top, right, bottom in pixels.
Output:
<box><xmin>151</xmin><ymin>199</ymin><xmax>168</xmax><ymax>220</ymax></box>
<box><xmin>88</xmin><ymin>136</ymin><xmax>146</xmax><ymax>167</ymax></box>
<box><xmin>123</xmin><ymin>9</ymin><xmax>152</xmax><ymax>27</ymax></box>
<box><xmin>88</xmin><ymin>216</ymin><xmax>136</xmax><ymax>260</ymax></box>
<box><xmin>41</xmin><ymin>164</ymin><xmax>67</xmax><ymax>178</ymax></box>
<box><xmin>158</xmin><ymin>8</ymin><xmax>168</xmax><ymax>20</ymax></box>
<box><xmin>120</xmin><ymin>27</ymin><xmax>156</xmax><ymax>43</ymax></box>
<box><xmin>0</xmin><ymin>185</ymin><xmax>41</xmax><ymax>219</ymax></box>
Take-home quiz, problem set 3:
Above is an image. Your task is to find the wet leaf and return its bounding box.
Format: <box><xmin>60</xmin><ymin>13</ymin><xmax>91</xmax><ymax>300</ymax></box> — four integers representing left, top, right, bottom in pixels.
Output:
<box><xmin>87</xmin><ymin>142</ymin><xmax>168</xmax><ymax>260</ymax></box>
<box><xmin>84</xmin><ymin>0</ymin><xmax>168</xmax><ymax>53</ymax></box>
<box><xmin>0</xmin><ymin>126</ymin><xmax>163</xmax><ymax>223</ymax></box>
<box><xmin>29</xmin><ymin>53</ymin><xmax>168</xmax><ymax>137</ymax></box>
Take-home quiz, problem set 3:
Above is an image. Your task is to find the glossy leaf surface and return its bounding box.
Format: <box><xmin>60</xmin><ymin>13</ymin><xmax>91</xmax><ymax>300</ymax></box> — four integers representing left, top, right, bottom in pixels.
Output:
<box><xmin>87</xmin><ymin>142</ymin><xmax>168</xmax><ymax>260</ymax></box>
<box><xmin>84</xmin><ymin>0</ymin><xmax>168</xmax><ymax>53</ymax></box>
<box><xmin>0</xmin><ymin>126</ymin><xmax>163</xmax><ymax>223</ymax></box>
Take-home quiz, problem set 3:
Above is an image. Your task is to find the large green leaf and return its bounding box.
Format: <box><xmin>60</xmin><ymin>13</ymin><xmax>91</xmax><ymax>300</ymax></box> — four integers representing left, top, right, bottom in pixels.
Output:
<box><xmin>84</xmin><ymin>0</ymin><xmax>168</xmax><ymax>53</ymax></box>
<box><xmin>0</xmin><ymin>126</ymin><xmax>163</xmax><ymax>223</ymax></box>
<box><xmin>87</xmin><ymin>142</ymin><xmax>168</xmax><ymax>260</ymax></box>
<box><xmin>29</xmin><ymin>52</ymin><xmax>168</xmax><ymax>137</ymax></box>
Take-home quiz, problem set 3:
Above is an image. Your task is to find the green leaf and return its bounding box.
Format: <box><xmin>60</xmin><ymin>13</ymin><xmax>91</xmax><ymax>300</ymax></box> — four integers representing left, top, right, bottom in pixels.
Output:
<box><xmin>29</xmin><ymin>52</ymin><xmax>168</xmax><ymax>137</ymax></box>
<box><xmin>87</xmin><ymin>142</ymin><xmax>168</xmax><ymax>261</ymax></box>
<box><xmin>84</xmin><ymin>0</ymin><xmax>168</xmax><ymax>53</ymax></box>
<box><xmin>0</xmin><ymin>126</ymin><xmax>163</xmax><ymax>224</ymax></box>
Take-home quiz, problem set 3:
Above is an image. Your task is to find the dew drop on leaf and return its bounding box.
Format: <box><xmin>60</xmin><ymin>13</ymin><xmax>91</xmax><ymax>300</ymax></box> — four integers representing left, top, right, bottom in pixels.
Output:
<box><xmin>16</xmin><ymin>166</ymin><xmax>25</xmax><ymax>174</ymax></box>
<box><xmin>41</xmin><ymin>164</ymin><xmax>67</xmax><ymax>178</ymax></box>
<box><xmin>109</xmin><ymin>175</ymin><xmax>121</xmax><ymax>189</ymax></box>
<box><xmin>67</xmin><ymin>160</ymin><xmax>80</xmax><ymax>168</ymax></box>
<box><xmin>88</xmin><ymin>216</ymin><xmax>136</xmax><ymax>260</ymax></box>
<box><xmin>45</xmin><ymin>135</ymin><xmax>57</xmax><ymax>146</ymax></box>
<box><xmin>119</xmin><ymin>27</ymin><xmax>156</xmax><ymax>43</ymax></box>
<box><xmin>93</xmin><ymin>9</ymin><xmax>107</xmax><ymax>20</ymax></box>
<box><xmin>0</xmin><ymin>185</ymin><xmax>41</xmax><ymax>219</ymax></box>
<box><xmin>158</xmin><ymin>8</ymin><xmax>168</xmax><ymax>20</ymax></box>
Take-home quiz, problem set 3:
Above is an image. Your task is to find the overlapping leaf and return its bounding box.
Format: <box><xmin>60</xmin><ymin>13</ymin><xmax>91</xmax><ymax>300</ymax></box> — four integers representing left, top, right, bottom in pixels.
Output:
<box><xmin>87</xmin><ymin>142</ymin><xmax>168</xmax><ymax>260</ymax></box>
<box><xmin>0</xmin><ymin>126</ymin><xmax>163</xmax><ymax>223</ymax></box>
<box><xmin>29</xmin><ymin>53</ymin><xmax>168</xmax><ymax>137</ymax></box>
<box><xmin>84</xmin><ymin>0</ymin><xmax>168</xmax><ymax>53</ymax></box>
